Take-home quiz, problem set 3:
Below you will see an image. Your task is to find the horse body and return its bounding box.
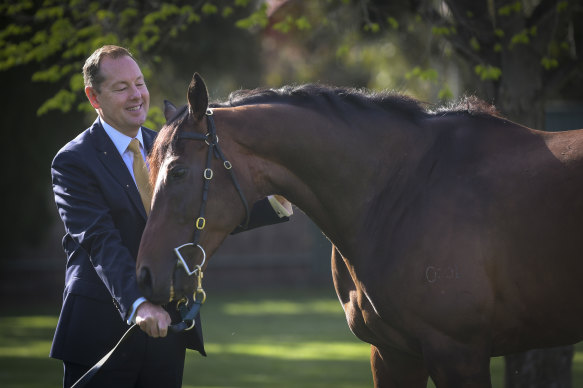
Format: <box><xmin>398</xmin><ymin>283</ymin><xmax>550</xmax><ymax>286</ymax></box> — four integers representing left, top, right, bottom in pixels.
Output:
<box><xmin>137</xmin><ymin>74</ymin><xmax>583</xmax><ymax>387</ymax></box>
<box><xmin>324</xmin><ymin>117</ymin><xmax>583</xmax><ymax>385</ymax></box>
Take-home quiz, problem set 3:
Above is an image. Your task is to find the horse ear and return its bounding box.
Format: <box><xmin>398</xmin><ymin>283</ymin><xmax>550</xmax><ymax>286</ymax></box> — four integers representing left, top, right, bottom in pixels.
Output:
<box><xmin>187</xmin><ymin>73</ymin><xmax>209</xmax><ymax>121</ymax></box>
<box><xmin>163</xmin><ymin>100</ymin><xmax>177</xmax><ymax>123</ymax></box>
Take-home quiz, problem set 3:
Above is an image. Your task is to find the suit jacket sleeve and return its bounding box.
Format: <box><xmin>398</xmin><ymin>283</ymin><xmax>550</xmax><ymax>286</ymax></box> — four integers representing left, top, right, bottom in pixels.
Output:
<box><xmin>52</xmin><ymin>147</ymin><xmax>143</xmax><ymax>321</ymax></box>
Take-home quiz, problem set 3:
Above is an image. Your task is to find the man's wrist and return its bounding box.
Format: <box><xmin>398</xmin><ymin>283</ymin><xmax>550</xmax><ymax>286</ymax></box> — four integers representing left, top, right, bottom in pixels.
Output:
<box><xmin>127</xmin><ymin>297</ymin><xmax>147</xmax><ymax>324</ymax></box>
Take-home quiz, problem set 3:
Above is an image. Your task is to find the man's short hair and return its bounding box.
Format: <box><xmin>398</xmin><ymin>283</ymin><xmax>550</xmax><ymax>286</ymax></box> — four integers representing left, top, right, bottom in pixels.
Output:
<box><xmin>83</xmin><ymin>45</ymin><xmax>135</xmax><ymax>92</ymax></box>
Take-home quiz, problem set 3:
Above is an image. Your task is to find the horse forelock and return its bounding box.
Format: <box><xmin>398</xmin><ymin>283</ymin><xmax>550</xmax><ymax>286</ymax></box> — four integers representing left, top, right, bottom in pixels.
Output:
<box><xmin>148</xmin><ymin>106</ymin><xmax>189</xmax><ymax>189</ymax></box>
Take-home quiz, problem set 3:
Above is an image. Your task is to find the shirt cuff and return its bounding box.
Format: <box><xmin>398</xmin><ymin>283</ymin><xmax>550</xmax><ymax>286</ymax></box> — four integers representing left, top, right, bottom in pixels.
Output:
<box><xmin>127</xmin><ymin>297</ymin><xmax>147</xmax><ymax>325</ymax></box>
<box><xmin>267</xmin><ymin>195</ymin><xmax>293</xmax><ymax>218</ymax></box>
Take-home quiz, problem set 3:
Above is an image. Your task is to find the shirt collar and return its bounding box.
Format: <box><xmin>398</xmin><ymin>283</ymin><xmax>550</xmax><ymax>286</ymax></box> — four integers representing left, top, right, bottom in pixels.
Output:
<box><xmin>100</xmin><ymin>117</ymin><xmax>145</xmax><ymax>155</ymax></box>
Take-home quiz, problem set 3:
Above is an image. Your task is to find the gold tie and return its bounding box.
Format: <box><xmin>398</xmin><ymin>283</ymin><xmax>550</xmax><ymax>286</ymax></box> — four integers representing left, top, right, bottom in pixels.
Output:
<box><xmin>127</xmin><ymin>138</ymin><xmax>151</xmax><ymax>215</ymax></box>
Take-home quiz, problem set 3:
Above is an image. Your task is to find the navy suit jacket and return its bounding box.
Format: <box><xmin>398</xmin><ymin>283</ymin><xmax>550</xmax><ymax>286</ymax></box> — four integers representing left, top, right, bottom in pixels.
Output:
<box><xmin>51</xmin><ymin>119</ymin><xmax>288</xmax><ymax>366</ymax></box>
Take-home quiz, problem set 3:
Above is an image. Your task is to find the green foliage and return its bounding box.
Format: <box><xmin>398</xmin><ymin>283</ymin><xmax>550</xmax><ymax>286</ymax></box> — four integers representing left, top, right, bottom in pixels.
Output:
<box><xmin>3</xmin><ymin>0</ymin><xmax>578</xmax><ymax>124</ymax></box>
<box><xmin>541</xmin><ymin>56</ymin><xmax>559</xmax><ymax>70</ymax></box>
<box><xmin>222</xmin><ymin>6</ymin><xmax>234</xmax><ymax>18</ymax></box>
<box><xmin>509</xmin><ymin>27</ymin><xmax>537</xmax><ymax>48</ymax></box>
<box><xmin>273</xmin><ymin>15</ymin><xmax>312</xmax><ymax>33</ymax></box>
<box><xmin>202</xmin><ymin>2</ymin><xmax>218</xmax><ymax>15</ymax></box>
<box><xmin>438</xmin><ymin>85</ymin><xmax>454</xmax><ymax>101</ymax></box>
<box><xmin>364</xmin><ymin>22</ymin><xmax>380</xmax><ymax>33</ymax></box>
<box><xmin>144</xmin><ymin>105</ymin><xmax>166</xmax><ymax>130</ymax></box>
<box><xmin>510</xmin><ymin>30</ymin><xmax>529</xmax><ymax>46</ymax></box>
<box><xmin>37</xmin><ymin>88</ymin><xmax>76</xmax><ymax>115</ymax></box>
<box><xmin>432</xmin><ymin>25</ymin><xmax>456</xmax><ymax>36</ymax></box>
<box><xmin>0</xmin><ymin>0</ymin><xmax>34</xmax><ymax>15</ymax></box>
<box><xmin>235</xmin><ymin>2</ymin><xmax>268</xmax><ymax>29</ymax></box>
<box><xmin>498</xmin><ymin>2</ymin><xmax>522</xmax><ymax>16</ymax></box>
<box><xmin>273</xmin><ymin>16</ymin><xmax>294</xmax><ymax>33</ymax></box>
<box><xmin>0</xmin><ymin>0</ymin><xmax>255</xmax><ymax>116</ymax></box>
<box><xmin>557</xmin><ymin>1</ymin><xmax>568</xmax><ymax>12</ymax></box>
<box><xmin>470</xmin><ymin>36</ymin><xmax>480</xmax><ymax>51</ymax></box>
<box><xmin>474</xmin><ymin>64</ymin><xmax>502</xmax><ymax>81</ymax></box>
<box><xmin>386</xmin><ymin>16</ymin><xmax>399</xmax><ymax>30</ymax></box>
<box><xmin>336</xmin><ymin>44</ymin><xmax>350</xmax><ymax>59</ymax></box>
<box><xmin>406</xmin><ymin>66</ymin><xmax>438</xmax><ymax>82</ymax></box>
<box><xmin>295</xmin><ymin>16</ymin><xmax>311</xmax><ymax>31</ymax></box>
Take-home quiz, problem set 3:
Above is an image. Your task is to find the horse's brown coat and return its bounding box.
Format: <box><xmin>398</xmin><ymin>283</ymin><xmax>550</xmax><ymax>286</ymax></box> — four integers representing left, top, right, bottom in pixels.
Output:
<box><xmin>137</xmin><ymin>74</ymin><xmax>583</xmax><ymax>387</ymax></box>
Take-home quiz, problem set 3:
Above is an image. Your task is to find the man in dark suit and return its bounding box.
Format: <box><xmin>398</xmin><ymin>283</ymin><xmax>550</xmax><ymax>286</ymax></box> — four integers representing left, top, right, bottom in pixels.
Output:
<box><xmin>51</xmin><ymin>45</ymin><xmax>291</xmax><ymax>388</ymax></box>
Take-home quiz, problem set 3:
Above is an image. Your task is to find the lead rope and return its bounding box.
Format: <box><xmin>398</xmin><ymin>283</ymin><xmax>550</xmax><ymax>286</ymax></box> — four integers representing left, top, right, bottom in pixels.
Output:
<box><xmin>71</xmin><ymin>266</ymin><xmax>206</xmax><ymax>388</ymax></box>
<box><xmin>70</xmin><ymin>324</ymin><xmax>138</xmax><ymax>388</ymax></box>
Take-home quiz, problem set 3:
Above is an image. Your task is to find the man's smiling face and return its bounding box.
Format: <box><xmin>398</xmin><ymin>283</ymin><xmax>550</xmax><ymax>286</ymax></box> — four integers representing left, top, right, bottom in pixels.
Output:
<box><xmin>85</xmin><ymin>55</ymin><xmax>150</xmax><ymax>137</ymax></box>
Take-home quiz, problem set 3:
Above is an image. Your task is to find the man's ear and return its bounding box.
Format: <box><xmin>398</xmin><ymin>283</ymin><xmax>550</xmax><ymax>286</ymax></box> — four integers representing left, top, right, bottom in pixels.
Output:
<box><xmin>85</xmin><ymin>86</ymin><xmax>100</xmax><ymax>109</ymax></box>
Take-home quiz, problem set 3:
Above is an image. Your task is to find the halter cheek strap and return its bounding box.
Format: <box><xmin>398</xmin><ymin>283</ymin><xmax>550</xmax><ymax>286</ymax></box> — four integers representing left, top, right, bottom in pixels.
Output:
<box><xmin>173</xmin><ymin>108</ymin><xmax>250</xmax><ymax>277</ymax></box>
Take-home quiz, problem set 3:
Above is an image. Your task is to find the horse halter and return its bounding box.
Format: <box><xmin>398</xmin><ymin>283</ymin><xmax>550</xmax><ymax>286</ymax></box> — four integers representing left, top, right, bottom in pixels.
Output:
<box><xmin>173</xmin><ymin>108</ymin><xmax>250</xmax><ymax>277</ymax></box>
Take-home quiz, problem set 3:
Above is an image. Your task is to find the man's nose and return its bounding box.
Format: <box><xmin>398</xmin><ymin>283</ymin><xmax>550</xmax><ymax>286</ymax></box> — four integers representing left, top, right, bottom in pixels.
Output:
<box><xmin>129</xmin><ymin>84</ymin><xmax>141</xmax><ymax>99</ymax></box>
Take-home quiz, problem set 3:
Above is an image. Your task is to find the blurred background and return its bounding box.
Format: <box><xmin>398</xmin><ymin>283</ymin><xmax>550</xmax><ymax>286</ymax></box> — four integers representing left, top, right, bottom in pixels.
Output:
<box><xmin>1</xmin><ymin>1</ymin><xmax>582</xmax><ymax>387</ymax></box>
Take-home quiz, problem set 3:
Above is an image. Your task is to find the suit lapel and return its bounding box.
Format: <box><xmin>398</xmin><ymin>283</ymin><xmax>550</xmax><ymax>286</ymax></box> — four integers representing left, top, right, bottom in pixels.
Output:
<box><xmin>89</xmin><ymin>120</ymin><xmax>148</xmax><ymax>220</ymax></box>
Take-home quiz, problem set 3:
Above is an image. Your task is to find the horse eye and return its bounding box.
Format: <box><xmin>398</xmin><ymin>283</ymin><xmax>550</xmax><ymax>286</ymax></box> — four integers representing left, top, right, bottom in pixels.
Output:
<box><xmin>169</xmin><ymin>167</ymin><xmax>187</xmax><ymax>180</ymax></box>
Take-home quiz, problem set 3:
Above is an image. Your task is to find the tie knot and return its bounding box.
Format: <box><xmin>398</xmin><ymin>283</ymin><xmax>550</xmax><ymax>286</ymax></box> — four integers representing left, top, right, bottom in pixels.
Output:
<box><xmin>128</xmin><ymin>138</ymin><xmax>141</xmax><ymax>155</ymax></box>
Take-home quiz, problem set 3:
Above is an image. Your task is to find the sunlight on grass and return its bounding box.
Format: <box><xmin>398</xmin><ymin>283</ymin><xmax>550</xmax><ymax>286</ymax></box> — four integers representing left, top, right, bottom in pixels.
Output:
<box><xmin>206</xmin><ymin>341</ymin><xmax>370</xmax><ymax>361</ymax></box>
<box><xmin>0</xmin><ymin>340</ymin><xmax>54</xmax><ymax>358</ymax></box>
<box><xmin>0</xmin><ymin>316</ymin><xmax>57</xmax><ymax>358</ymax></box>
<box><xmin>183</xmin><ymin>289</ymin><xmax>374</xmax><ymax>387</ymax></box>
<box><xmin>0</xmin><ymin>315</ymin><xmax>62</xmax><ymax>388</ymax></box>
<box><xmin>222</xmin><ymin>298</ymin><xmax>343</xmax><ymax>315</ymax></box>
<box><xmin>572</xmin><ymin>345</ymin><xmax>583</xmax><ymax>387</ymax></box>
<box><xmin>2</xmin><ymin>295</ymin><xmax>583</xmax><ymax>388</ymax></box>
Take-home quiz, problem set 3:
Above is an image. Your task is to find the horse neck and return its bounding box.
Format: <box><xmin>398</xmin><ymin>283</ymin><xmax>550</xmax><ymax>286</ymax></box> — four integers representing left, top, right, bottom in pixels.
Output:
<box><xmin>219</xmin><ymin>103</ymin><xmax>429</xmax><ymax>251</ymax></box>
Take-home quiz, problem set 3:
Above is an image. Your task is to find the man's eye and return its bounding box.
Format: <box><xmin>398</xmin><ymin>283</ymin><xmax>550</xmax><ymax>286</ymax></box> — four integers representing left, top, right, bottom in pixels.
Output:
<box><xmin>115</xmin><ymin>87</ymin><xmax>127</xmax><ymax>92</ymax></box>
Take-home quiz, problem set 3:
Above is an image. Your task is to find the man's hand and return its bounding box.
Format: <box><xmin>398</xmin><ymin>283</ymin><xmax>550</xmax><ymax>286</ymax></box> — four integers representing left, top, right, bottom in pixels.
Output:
<box><xmin>135</xmin><ymin>301</ymin><xmax>171</xmax><ymax>338</ymax></box>
<box><xmin>268</xmin><ymin>195</ymin><xmax>293</xmax><ymax>217</ymax></box>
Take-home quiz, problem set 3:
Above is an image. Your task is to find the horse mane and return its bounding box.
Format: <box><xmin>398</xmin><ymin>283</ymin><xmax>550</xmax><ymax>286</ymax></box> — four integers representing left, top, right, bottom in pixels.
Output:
<box><xmin>211</xmin><ymin>84</ymin><xmax>500</xmax><ymax>119</ymax></box>
<box><xmin>150</xmin><ymin>85</ymin><xmax>500</xmax><ymax>185</ymax></box>
<box><xmin>431</xmin><ymin>95</ymin><xmax>500</xmax><ymax>117</ymax></box>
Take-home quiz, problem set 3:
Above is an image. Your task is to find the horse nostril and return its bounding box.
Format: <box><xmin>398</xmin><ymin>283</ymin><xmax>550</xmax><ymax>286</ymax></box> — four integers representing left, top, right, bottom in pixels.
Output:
<box><xmin>137</xmin><ymin>266</ymin><xmax>153</xmax><ymax>300</ymax></box>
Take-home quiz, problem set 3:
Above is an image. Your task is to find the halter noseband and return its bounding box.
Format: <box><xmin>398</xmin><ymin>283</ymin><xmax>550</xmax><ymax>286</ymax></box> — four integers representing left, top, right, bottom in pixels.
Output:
<box><xmin>173</xmin><ymin>108</ymin><xmax>250</xmax><ymax>277</ymax></box>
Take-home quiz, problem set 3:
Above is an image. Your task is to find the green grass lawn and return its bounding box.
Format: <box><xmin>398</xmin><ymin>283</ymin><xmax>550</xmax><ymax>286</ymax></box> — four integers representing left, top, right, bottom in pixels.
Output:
<box><xmin>0</xmin><ymin>288</ymin><xmax>581</xmax><ymax>387</ymax></box>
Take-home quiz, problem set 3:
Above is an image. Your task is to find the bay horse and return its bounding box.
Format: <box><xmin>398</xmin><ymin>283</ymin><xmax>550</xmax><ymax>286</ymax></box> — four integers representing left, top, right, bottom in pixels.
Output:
<box><xmin>136</xmin><ymin>73</ymin><xmax>583</xmax><ymax>387</ymax></box>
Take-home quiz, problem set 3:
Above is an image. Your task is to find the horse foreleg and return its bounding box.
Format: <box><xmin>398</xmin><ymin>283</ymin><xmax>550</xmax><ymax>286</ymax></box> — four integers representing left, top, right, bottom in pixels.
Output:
<box><xmin>370</xmin><ymin>345</ymin><xmax>429</xmax><ymax>388</ymax></box>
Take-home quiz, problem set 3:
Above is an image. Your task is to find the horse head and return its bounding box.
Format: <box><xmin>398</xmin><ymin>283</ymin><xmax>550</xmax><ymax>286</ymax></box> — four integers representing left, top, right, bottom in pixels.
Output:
<box><xmin>136</xmin><ymin>73</ymin><xmax>250</xmax><ymax>304</ymax></box>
